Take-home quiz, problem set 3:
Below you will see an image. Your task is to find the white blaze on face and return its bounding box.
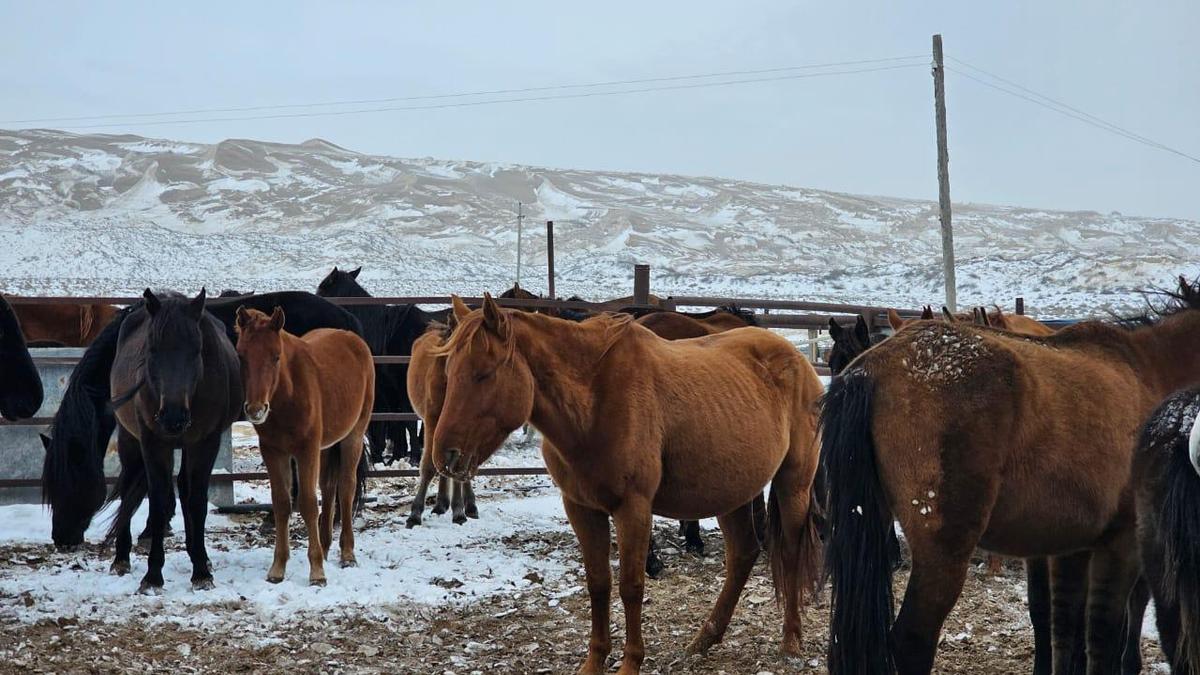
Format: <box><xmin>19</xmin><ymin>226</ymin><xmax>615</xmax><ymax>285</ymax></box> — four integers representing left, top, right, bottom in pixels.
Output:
<box><xmin>1189</xmin><ymin>409</ymin><xmax>1200</xmax><ymax>477</ymax></box>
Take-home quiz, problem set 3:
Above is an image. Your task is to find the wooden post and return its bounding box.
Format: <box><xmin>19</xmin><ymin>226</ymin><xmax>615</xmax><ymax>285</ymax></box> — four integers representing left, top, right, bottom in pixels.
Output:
<box><xmin>1015</xmin><ymin>297</ymin><xmax>1025</xmax><ymax>315</ymax></box>
<box><xmin>808</xmin><ymin>328</ymin><xmax>819</xmax><ymax>363</ymax></box>
<box><xmin>633</xmin><ymin>264</ymin><xmax>650</xmax><ymax>305</ymax></box>
<box><xmin>515</xmin><ymin>201</ymin><xmax>524</xmax><ymax>287</ymax></box>
<box><xmin>545</xmin><ymin>221</ymin><xmax>556</xmax><ymax>300</ymax></box>
<box><xmin>932</xmin><ymin>34</ymin><xmax>957</xmax><ymax>313</ymax></box>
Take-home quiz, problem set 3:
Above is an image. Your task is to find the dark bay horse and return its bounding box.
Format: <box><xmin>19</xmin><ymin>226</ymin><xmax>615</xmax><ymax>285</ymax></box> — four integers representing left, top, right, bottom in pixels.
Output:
<box><xmin>433</xmin><ymin>294</ymin><xmax>823</xmax><ymax>673</ymax></box>
<box><xmin>317</xmin><ymin>266</ymin><xmax>449</xmax><ymax>466</ymax></box>
<box><xmin>822</xmin><ymin>275</ymin><xmax>1200</xmax><ymax>675</ymax></box>
<box><xmin>0</xmin><ymin>294</ymin><xmax>44</xmax><ymax>421</ymax></box>
<box><xmin>405</xmin><ymin>319</ymin><xmax>478</xmax><ymax>529</ymax></box>
<box><xmin>42</xmin><ymin>291</ymin><xmax>364</xmax><ymax>549</ymax></box>
<box><xmin>1133</xmin><ymin>387</ymin><xmax>1200</xmax><ymax>673</ymax></box>
<box><xmin>12</xmin><ymin>302</ymin><xmax>119</xmax><ymax>347</ymax></box>
<box><xmin>103</xmin><ymin>289</ymin><xmax>242</xmax><ymax>593</ymax></box>
<box><xmin>236</xmin><ymin>307</ymin><xmax>374</xmax><ymax>585</ymax></box>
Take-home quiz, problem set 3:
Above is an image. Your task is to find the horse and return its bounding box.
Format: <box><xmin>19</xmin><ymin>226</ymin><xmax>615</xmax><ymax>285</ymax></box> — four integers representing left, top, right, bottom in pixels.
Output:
<box><xmin>404</xmin><ymin>318</ymin><xmax>478</xmax><ymax>529</ymax></box>
<box><xmin>317</xmin><ymin>266</ymin><xmax>450</xmax><ymax>466</ymax></box>
<box><xmin>827</xmin><ymin>315</ymin><xmax>888</xmax><ymax>375</ymax></box>
<box><xmin>1133</xmin><ymin>387</ymin><xmax>1200</xmax><ymax>674</ymax></box>
<box><xmin>634</xmin><ymin>306</ymin><xmax>764</xmax><ymax>562</ymax></box>
<box><xmin>822</xmin><ymin>275</ymin><xmax>1200</xmax><ymax>675</ymax></box>
<box><xmin>432</xmin><ymin>294</ymin><xmax>823</xmax><ymax>673</ymax></box>
<box><xmin>235</xmin><ymin>307</ymin><xmax>374</xmax><ymax>585</ymax></box>
<box><xmin>94</xmin><ymin>289</ymin><xmax>243</xmax><ymax>593</ymax></box>
<box><xmin>42</xmin><ymin>290</ymin><xmax>365</xmax><ymax>549</ymax></box>
<box><xmin>12</xmin><ymin>302</ymin><xmax>119</xmax><ymax>347</ymax></box>
<box><xmin>0</xmin><ymin>294</ymin><xmax>44</xmax><ymax>421</ymax></box>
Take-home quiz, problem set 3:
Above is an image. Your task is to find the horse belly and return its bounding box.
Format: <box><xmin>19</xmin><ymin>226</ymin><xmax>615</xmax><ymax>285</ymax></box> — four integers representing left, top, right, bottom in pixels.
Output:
<box><xmin>653</xmin><ymin>424</ymin><xmax>784</xmax><ymax>520</ymax></box>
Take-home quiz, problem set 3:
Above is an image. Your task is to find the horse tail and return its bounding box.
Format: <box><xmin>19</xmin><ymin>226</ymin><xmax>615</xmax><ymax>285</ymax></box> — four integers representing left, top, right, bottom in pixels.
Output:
<box><xmin>1155</xmin><ymin>416</ymin><xmax>1200</xmax><ymax>672</ymax></box>
<box><xmin>103</xmin><ymin>450</ymin><xmax>147</xmax><ymax>545</ymax></box>
<box><xmin>354</xmin><ymin>441</ymin><xmax>370</xmax><ymax>517</ymax></box>
<box><xmin>821</xmin><ymin>372</ymin><xmax>895</xmax><ymax>675</ymax></box>
<box><xmin>766</xmin><ymin>480</ymin><xmax>822</xmax><ymax>606</ymax></box>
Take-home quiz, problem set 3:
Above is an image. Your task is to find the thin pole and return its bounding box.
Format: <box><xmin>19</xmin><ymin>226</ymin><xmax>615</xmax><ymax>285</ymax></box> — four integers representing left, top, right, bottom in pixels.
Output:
<box><xmin>932</xmin><ymin>34</ymin><xmax>957</xmax><ymax>312</ymax></box>
<box><xmin>515</xmin><ymin>202</ymin><xmax>524</xmax><ymax>286</ymax></box>
<box><xmin>633</xmin><ymin>264</ymin><xmax>650</xmax><ymax>305</ymax></box>
<box><xmin>545</xmin><ymin>221</ymin><xmax>556</xmax><ymax>299</ymax></box>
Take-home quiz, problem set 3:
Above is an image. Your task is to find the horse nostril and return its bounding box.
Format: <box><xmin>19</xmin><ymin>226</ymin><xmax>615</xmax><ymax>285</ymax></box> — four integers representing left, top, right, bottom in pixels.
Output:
<box><xmin>444</xmin><ymin>448</ymin><xmax>462</xmax><ymax>473</ymax></box>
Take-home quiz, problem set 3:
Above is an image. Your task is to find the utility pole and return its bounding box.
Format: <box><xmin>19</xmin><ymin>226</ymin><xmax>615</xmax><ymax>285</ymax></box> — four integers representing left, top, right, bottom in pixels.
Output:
<box><xmin>515</xmin><ymin>201</ymin><xmax>524</xmax><ymax>287</ymax></box>
<box><xmin>546</xmin><ymin>221</ymin><xmax>556</xmax><ymax>300</ymax></box>
<box><xmin>932</xmin><ymin>34</ymin><xmax>957</xmax><ymax>312</ymax></box>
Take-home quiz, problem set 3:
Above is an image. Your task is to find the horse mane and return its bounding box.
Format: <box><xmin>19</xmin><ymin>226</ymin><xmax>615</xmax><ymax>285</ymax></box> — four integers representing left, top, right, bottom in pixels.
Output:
<box><xmin>714</xmin><ymin>304</ymin><xmax>757</xmax><ymax>326</ymax></box>
<box><xmin>1116</xmin><ymin>275</ymin><xmax>1200</xmax><ymax>329</ymax></box>
<box><xmin>435</xmin><ymin>309</ymin><xmax>634</xmax><ymax>366</ymax></box>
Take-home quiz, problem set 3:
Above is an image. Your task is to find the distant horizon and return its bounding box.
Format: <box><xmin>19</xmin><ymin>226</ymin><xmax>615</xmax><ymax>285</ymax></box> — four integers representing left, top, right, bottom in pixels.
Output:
<box><xmin>6</xmin><ymin>126</ymin><xmax>1194</xmax><ymax>223</ymax></box>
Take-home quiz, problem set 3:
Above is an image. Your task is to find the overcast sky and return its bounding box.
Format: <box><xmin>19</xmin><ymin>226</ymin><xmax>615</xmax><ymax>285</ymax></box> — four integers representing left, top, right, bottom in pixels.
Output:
<box><xmin>2</xmin><ymin>1</ymin><xmax>1197</xmax><ymax>219</ymax></box>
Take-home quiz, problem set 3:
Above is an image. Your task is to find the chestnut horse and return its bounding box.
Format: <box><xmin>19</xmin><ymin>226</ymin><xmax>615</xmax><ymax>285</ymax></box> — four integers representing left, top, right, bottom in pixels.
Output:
<box><xmin>433</xmin><ymin>294</ymin><xmax>823</xmax><ymax>673</ymax></box>
<box><xmin>823</xmin><ymin>275</ymin><xmax>1200</xmax><ymax>675</ymax></box>
<box><xmin>1133</xmin><ymin>387</ymin><xmax>1200</xmax><ymax>673</ymax></box>
<box><xmin>235</xmin><ymin>307</ymin><xmax>374</xmax><ymax>586</ymax></box>
<box><xmin>405</xmin><ymin>319</ymin><xmax>478</xmax><ymax>529</ymax></box>
<box><xmin>13</xmin><ymin>302</ymin><xmax>118</xmax><ymax>347</ymax></box>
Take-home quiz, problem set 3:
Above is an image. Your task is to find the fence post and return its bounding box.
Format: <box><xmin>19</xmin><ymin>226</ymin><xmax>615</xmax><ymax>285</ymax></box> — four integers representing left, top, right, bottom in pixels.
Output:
<box><xmin>808</xmin><ymin>328</ymin><xmax>819</xmax><ymax>363</ymax></box>
<box><xmin>1015</xmin><ymin>297</ymin><xmax>1025</xmax><ymax>315</ymax></box>
<box><xmin>633</xmin><ymin>264</ymin><xmax>650</xmax><ymax>305</ymax></box>
<box><xmin>546</xmin><ymin>221</ymin><xmax>556</xmax><ymax>300</ymax></box>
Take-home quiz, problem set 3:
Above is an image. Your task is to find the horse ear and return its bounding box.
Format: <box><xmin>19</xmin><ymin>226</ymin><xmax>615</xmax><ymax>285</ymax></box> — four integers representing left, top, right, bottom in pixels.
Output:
<box><xmin>941</xmin><ymin>306</ymin><xmax>955</xmax><ymax>323</ymax></box>
<box><xmin>235</xmin><ymin>305</ymin><xmax>250</xmax><ymax>330</ymax></box>
<box><xmin>854</xmin><ymin>315</ymin><xmax>871</xmax><ymax>345</ymax></box>
<box><xmin>39</xmin><ymin>433</ymin><xmax>51</xmax><ymax>453</ymax></box>
<box><xmin>451</xmin><ymin>295</ymin><xmax>471</xmax><ymax>321</ymax></box>
<box><xmin>143</xmin><ymin>288</ymin><xmax>161</xmax><ymax>316</ymax></box>
<box><xmin>269</xmin><ymin>306</ymin><xmax>285</xmax><ymax>332</ymax></box>
<box><xmin>920</xmin><ymin>305</ymin><xmax>934</xmax><ymax>320</ymax></box>
<box><xmin>482</xmin><ymin>292</ymin><xmax>507</xmax><ymax>336</ymax></box>
<box><xmin>187</xmin><ymin>287</ymin><xmax>207</xmax><ymax>320</ymax></box>
<box><xmin>828</xmin><ymin>318</ymin><xmax>844</xmax><ymax>340</ymax></box>
<box><xmin>349</xmin><ymin>267</ymin><xmax>361</xmax><ymax>279</ymax></box>
<box><xmin>887</xmin><ymin>309</ymin><xmax>904</xmax><ymax>331</ymax></box>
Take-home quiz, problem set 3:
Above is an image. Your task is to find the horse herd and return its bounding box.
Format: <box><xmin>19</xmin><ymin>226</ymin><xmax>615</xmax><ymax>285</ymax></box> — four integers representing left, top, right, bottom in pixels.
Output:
<box><xmin>0</xmin><ymin>271</ymin><xmax>1198</xmax><ymax>674</ymax></box>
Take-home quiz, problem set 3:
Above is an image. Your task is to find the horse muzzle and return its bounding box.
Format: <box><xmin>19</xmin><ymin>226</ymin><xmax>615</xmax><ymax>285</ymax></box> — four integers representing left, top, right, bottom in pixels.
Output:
<box><xmin>155</xmin><ymin>408</ymin><xmax>192</xmax><ymax>436</ymax></box>
<box><xmin>439</xmin><ymin>447</ymin><xmax>471</xmax><ymax>480</ymax></box>
<box><xmin>245</xmin><ymin>402</ymin><xmax>270</xmax><ymax>425</ymax></box>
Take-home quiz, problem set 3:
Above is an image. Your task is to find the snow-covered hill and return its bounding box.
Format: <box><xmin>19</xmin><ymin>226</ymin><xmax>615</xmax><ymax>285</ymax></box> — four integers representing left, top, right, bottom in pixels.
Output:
<box><xmin>1</xmin><ymin>128</ymin><xmax>1194</xmax><ymax>317</ymax></box>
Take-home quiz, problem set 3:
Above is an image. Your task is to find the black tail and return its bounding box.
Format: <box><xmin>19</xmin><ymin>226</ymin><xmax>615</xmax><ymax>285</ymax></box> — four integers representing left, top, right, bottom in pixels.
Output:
<box><xmin>354</xmin><ymin>441</ymin><xmax>370</xmax><ymax>517</ymax></box>
<box><xmin>821</xmin><ymin>373</ymin><xmax>895</xmax><ymax>675</ymax></box>
<box><xmin>1154</xmin><ymin>424</ymin><xmax>1200</xmax><ymax>673</ymax></box>
<box><xmin>103</xmin><ymin>452</ymin><xmax>148</xmax><ymax>545</ymax></box>
<box><xmin>42</xmin><ymin>304</ymin><xmax>137</xmax><ymax>546</ymax></box>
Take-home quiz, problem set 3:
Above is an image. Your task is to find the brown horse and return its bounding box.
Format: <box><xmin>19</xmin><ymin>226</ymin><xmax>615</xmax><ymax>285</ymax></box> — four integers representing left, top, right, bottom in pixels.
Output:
<box><xmin>823</xmin><ymin>275</ymin><xmax>1200</xmax><ymax>675</ymax></box>
<box><xmin>433</xmin><ymin>294</ymin><xmax>823</xmax><ymax>673</ymax></box>
<box><xmin>235</xmin><ymin>307</ymin><xmax>374</xmax><ymax>586</ymax></box>
<box><xmin>405</xmin><ymin>319</ymin><xmax>477</xmax><ymax>529</ymax></box>
<box><xmin>14</xmin><ymin>302</ymin><xmax>119</xmax><ymax>346</ymax></box>
<box><xmin>635</xmin><ymin>306</ymin><xmax>766</xmax><ymax>558</ymax></box>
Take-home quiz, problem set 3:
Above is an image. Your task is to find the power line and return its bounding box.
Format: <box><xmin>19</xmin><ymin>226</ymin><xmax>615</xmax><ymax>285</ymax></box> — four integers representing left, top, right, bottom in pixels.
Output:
<box><xmin>50</xmin><ymin>62</ymin><xmax>926</xmax><ymax>131</ymax></box>
<box><xmin>3</xmin><ymin>55</ymin><xmax>926</xmax><ymax>126</ymax></box>
<box><xmin>944</xmin><ymin>61</ymin><xmax>1200</xmax><ymax>165</ymax></box>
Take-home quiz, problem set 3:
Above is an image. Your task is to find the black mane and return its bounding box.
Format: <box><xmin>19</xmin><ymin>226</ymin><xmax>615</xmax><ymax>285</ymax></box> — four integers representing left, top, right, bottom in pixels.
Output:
<box><xmin>1117</xmin><ymin>275</ymin><xmax>1200</xmax><ymax>329</ymax></box>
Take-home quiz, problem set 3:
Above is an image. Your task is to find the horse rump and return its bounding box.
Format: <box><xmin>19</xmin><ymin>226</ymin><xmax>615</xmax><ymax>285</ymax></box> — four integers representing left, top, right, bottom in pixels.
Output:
<box><xmin>1136</xmin><ymin>389</ymin><xmax>1200</xmax><ymax>673</ymax></box>
<box><xmin>820</xmin><ymin>372</ymin><xmax>896</xmax><ymax>675</ymax></box>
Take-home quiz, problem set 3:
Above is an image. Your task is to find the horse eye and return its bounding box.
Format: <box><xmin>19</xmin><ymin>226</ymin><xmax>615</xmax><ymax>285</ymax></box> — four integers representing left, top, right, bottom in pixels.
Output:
<box><xmin>473</xmin><ymin>371</ymin><xmax>491</xmax><ymax>383</ymax></box>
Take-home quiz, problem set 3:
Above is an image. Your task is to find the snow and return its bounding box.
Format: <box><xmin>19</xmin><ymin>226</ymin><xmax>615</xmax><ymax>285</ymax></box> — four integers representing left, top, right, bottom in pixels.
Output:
<box><xmin>208</xmin><ymin>177</ymin><xmax>271</xmax><ymax>193</ymax></box>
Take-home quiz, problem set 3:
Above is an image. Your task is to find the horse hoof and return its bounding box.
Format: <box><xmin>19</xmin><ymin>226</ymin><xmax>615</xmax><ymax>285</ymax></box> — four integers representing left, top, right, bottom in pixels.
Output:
<box><xmin>405</xmin><ymin>516</ymin><xmax>421</xmax><ymax>529</ymax></box>
<box><xmin>431</xmin><ymin>505</ymin><xmax>447</xmax><ymax>516</ymax></box>
<box><xmin>781</xmin><ymin>634</ymin><xmax>802</xmax><ymax>658</ymax></box>
<box><xmin>192</xmin><ymin>578</ymin><xmax>215</xmax><ymax>591</ymax></box>
<box><xmin>340</xmin><ymin>558</ymin><xmax>357</xmax><ymax>569</ymax></box>
<box><xmin>110</xmin><ymin>560</ymin><xmax>131</xmax><ymax>576</ymax></box>
<box><xmin>266</xmin><ymin>574</ymin><xmax>284</xmax><ymax>584</ymax></box>
<box><xmin>137</xmin><ymin>581</ymin><xmax>163</xmax><ymax>596</ymax></box>
<box><xmin>453</xmin><ymin>514</ymin><xmax>468</xmax><ymax>525</ymax></box>
<box><xmin>310</xmin><ymin>578</ymin><xmax>327</xmax><ymax>588</ymax></box>
<box><xmin>465</xmin><ymin>509</ymin><xmax>479</xmax><ymax>519</ymax></box>
<box><xmin>645</xmin><ymin>558</ymin><xmax>664</xmax><ymax>580</ymax></box>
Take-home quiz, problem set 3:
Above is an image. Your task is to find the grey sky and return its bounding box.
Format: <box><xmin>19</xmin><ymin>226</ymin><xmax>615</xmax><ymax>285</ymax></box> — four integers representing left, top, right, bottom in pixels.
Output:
<box><xmin>3</xmin><ymin>1</ymin><xmax>1197</xmax><ymax>219</ymax></box>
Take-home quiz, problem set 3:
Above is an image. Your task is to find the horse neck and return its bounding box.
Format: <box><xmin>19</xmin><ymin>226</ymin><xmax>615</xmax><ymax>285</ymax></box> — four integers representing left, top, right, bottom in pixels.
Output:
<box><xmin>270</xmin><ymin>332</ymin><xmax>307</xmax><ymax>402</ymax></box>
<box><xmin>513</xmin><ymin>314</ymin><xmax>622</xmax><ymax>449</ymax></box>
<box><xmin>1130</xmin><ymin>311</ymin><xmax>1200</xmax><ymax>395</ymax></box>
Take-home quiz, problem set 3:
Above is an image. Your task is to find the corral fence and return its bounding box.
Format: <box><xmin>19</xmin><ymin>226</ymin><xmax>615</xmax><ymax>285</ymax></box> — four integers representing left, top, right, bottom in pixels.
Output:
<box><xmin>0</xmin><ymin>264</ymin><xmax>1039</xmax><ymax>500</ymax></box>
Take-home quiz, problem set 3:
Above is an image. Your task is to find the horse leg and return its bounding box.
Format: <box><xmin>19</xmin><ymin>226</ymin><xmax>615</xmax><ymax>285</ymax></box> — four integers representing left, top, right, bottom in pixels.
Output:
<box><xmin>463</xmin><ymin>479</ymin><xmax>478</xmax><ymax>519</ymax></box>
<box><xmin>317</xmin><ymin>446</ymin><xmax>338</xmax><ymax>555</ymax></box>
<box><xmin>451</xmin><ymin>478</ymin><xmax>468</xmax><ymax>525</ymax></box>
<box><xmin>562</xmin><ymin>497</ymin><xmax>612</xmax><ymax>675</ymax></box>
<box><xmin>111</xmin><ymin>427</ymin><xmax>146</xmax><ymax>576</ymax></box>
<box><xmin>644</xmin><ymin>534</ymin><xmax>664</xmax><ymax>579</ymax></box>
<box><xmin>752</xmin><ymin>492</ymin><xmax>767</xmax><ymax>549</ymax></box>
<box><xmin>1121</xmin><ymin>576</ymin><xmax>1149</xmax><ymax>675</ymax></box>
<box><xmin>406</xmin><ymin>439</ymin><xmax>438</xmax><ymax>528</ymax></box>
<box><xmin>1051</xmin><ymin>552</ymin><xmax>1091</xmax><ymax>675</ymax></box>
<box><xmin>262</xmin><ymin>451</ymin><xmax>292</xmax><ymax>582</ymax></box>
<box><xmin>1085</xmin><ymin>538</ymin><xmax>1140</xmax><ymax>675</ymax></box>
<box><xmin>611</xmin><ymin>498</ymin><xmax>652</xmax><ymax>674</ymax></box>
<box><xmin>685</xmin><ymin>500</ymin><xmax>760</xmax><ymax>655</ymax></box>
<box><xmin>337</xmin><ymin>432</ymin><xmax>365</xmax><ymax>567</ymax></box>
<box><xmin>180</xmin><ymin>434</ymin><xmax>221</xmax><ymax>590</ymax></box>
<box><xmin>1027</xmin><ymin>557</ymin><xmax>1053</xmax><ymax>675</ymax></box>
<box><xmin>406</xmin><ymin>420</ymin><xmax>422</xmax><ymax>467</ymax></box>
<box><xmin>296</xmin><ymin>447</ymin><xmax>326</xmax><ymax>586</ymax></box>
<box><xmin>680</xmin><ymin>520</ymin><xmax>704</xmax><ymax>555</ymax></box>
<box><xmin>432</xmin><ymin>475</ymin><xmax>451</xmax><ymax>515</ymax></box>
<box><xmin>137</xmin><ymin>439</ymin><xmax>175</xmax><ymax>594</ymax></box>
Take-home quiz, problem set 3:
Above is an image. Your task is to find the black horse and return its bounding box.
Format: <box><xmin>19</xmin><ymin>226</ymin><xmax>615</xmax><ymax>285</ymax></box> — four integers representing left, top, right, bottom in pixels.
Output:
<box><xmin>0</xmin><ymin>294</ymin><xmax>44</xmax><ymax>421</ymax></box>
<box><xmin>317</xmin><ymin>267</ymin><xmax>449</xmax><ymax>466</ymax></box>
<box><xmin>42</xmin><ymin>290</ymin><xmax>368</xmax><ymax>549</ymax></box>
<box><xmin>1133</xmin><ymin>387</ymin><xmax>1200</xmax><ymax>673</ymax></box>
<box><xmin>100</xmin><ymin>289</ymin><xmax>243</xmax><ymax>592</ymax></box>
